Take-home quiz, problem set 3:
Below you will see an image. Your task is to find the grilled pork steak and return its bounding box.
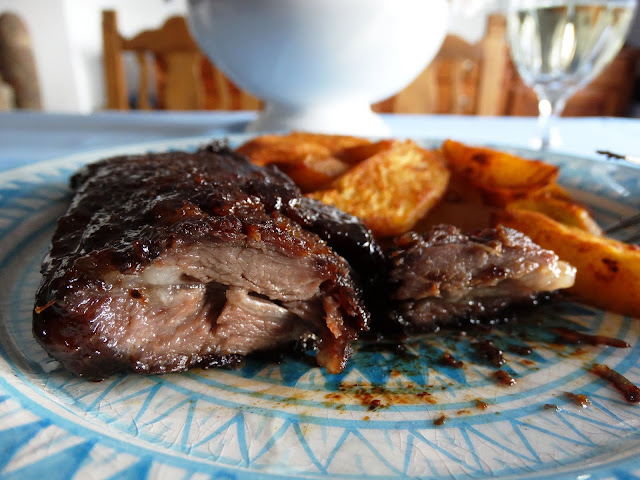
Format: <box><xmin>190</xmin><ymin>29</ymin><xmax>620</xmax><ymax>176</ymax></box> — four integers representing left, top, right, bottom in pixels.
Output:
<box><xmin>33</xmin><ymin>142</ymin><xmax>380</xmax><ymax>379</ymax></box>
<box><xmin>388</xmin><ymin>225</ymin><xmax>576</xmax><ymax>329</ymax></box>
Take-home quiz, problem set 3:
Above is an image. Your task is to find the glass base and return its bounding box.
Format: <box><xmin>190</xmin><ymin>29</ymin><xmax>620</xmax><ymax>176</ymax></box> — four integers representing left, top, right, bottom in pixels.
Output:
<box><xmin>530</xmin><ymin>126</ymin><xmax>563</xmax><ymax>151</ymax></box>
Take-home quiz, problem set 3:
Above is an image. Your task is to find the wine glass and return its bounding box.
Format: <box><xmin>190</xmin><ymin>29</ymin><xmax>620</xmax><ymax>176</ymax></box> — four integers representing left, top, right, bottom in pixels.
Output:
<box><xmin>506</xmin><ymin>0</ymin><xmax>637</xmax><ymax>149</ymax></box>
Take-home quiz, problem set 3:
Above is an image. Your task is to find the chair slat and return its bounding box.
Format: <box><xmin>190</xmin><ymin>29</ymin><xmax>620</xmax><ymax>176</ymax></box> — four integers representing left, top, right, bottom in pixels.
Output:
<box><xmin>135</xmin><ymin>52</ymin><xmax>151</xmax><ymax>110</ymax></box>
<box><xmin>102</xmin><ymin>10</ymin><xmax>128</xmax><ymax>110</ymax></box>
<box><xmin>101</xmin><ymin>10</ymin><xmax>260</xmax><ymax>112</ymax></box>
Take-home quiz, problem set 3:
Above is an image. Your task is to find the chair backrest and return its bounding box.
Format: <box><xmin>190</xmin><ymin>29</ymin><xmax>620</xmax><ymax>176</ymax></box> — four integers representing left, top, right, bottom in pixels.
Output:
<box><xmin>101</xmin><ymin>10</ymin><xmax>260</xmax><ymax>111</ymax></box>
<box><xmin>374</xmin><ymin>15</ymin><xmax>511</xmax><ymax>115</ymax></box>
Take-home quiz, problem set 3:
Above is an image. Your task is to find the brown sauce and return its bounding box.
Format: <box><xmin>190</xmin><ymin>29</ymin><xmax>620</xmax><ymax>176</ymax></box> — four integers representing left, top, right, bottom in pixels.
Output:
<box><xmin>416</xmin><ymin>392</ymin><xmax>432</xmax><ymax>401</ymax></box>
<box><xmin>493</xmin><ymin>370</ymin><xmax>516</xmax><ymax>386</ymax></box>
<box><xmin>325</xmin><ymin>393</ymin><xmax>343</xmax><ymax>401</ymax></box>
<box><xmin>434</xmin><ymin>414</ymin><xmax>447</xmax><ymax>426</ymax></box>
<box><xmin>553</xmin><ymin>327</ymin><xmax>630</xmax><ymax>348</ymax></box>
<box><xmin>358</xmin><ymin>341</ymin><xmax>415</xmax><ymax>358</ymax></box>
<box><xmin>338</xmin><ymin>324</ymin><xmax>638</xmax><ymax>413</ymax></box>
<box><xmin>334</xmin><ymin>383</ymin><xmax>437</xmax><ymax>408</ymax></box>
<box><xmin>508</xmin><ymin>344</ymin><xmax>533</xmax><ymax>356</ymax></box>
<box><xmin>474</xmin><ymin>340</ymin><xmax>505</xmax><ymax>367</ymax></box>
<box><xmin>34</xmin><ymin>299</ymin><xmax>56</xmax><ymax>314</ymax></box>
<box><xmin>591</xmin><ymin>364</ymin><xmax>640</xmax><ymax>403</ymax></box>
<box><xmin>565</xmin><ymin>392</ymin><xmax>591</xmax><ymax>408</ymax></box>
<box><xmin>440</xmin><ymin>352</ymin><xmax>463</xmax><ymax>368</ymax></box>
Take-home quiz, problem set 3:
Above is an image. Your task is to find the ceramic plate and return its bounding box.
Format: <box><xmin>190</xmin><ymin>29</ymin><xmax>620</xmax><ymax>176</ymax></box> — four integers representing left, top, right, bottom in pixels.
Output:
<box><xmin>2</xmin><ymin>135</ymin><xmax>640</xmax><ymax>480</ymax></box>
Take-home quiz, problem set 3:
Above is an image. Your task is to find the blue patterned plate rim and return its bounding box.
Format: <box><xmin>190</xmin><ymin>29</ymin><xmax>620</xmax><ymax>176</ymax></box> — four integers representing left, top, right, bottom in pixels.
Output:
<box><xmin>1</xmin><ymin>134</ymin><xmax>640</xmax><ymax>480</ymax></box>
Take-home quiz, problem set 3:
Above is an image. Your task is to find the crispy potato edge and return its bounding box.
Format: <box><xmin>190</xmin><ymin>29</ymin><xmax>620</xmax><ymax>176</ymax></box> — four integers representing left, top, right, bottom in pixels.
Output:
<box><xmin>495</xmin><ymin>208</ymin><xmax>640</xmax><ymax>318</ymax></box>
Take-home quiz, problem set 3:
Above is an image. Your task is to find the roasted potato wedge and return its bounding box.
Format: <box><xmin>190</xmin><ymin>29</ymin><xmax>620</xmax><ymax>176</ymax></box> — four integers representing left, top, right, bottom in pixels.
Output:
<box><xmin>336</xmin><ymin>139</ymin><xmax>395</xmax><ymax>164</ymax></box>
<box><xmin>441</xmin><ymin>139</ymin><xmax>559</xmax><ymax>206</ymax></box>
<box><xmin>278</xmin><ymin>156</ymin><xmax>351</xmax><ymax>192</ymax></box>
<box><xmin>237</xmin><ymin>134</ymin><xmax>333</xmax><ymax>167</ymax></box>
<box><xmin>281</xmin><ymin>139</ymin><xmax>395</xmax><ymax>191</ymax></box>
<box><xmin>236</xmin><ymin>132</ymin><xmax>370</xmax><ymax>166</ymax></box>
<box><xmin>507</xmin><ymin>189</ymin><xmax>603</xmax><ymax>236</ymax></box>
<box><xmin>284</xmin><ymin>132</ymin><xmax>371</xmax><ymax>151</ymax></box>
<box><xmin>495</xmin><ymin>208</ymin><xmax>640</xmax><ymax>317</ymax></box>
<box><xmin>309</xmin><ymin>140</ymin><xmax>450</xmax><ymax>237</ymax></box>
<box><xmin>236</xmin><ymin>132</ymin><xmax>378</xmax><ymax>191</ymax></box>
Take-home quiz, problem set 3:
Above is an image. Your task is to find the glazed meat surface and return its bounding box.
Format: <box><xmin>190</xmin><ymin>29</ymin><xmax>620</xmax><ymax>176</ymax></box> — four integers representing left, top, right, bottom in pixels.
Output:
<box><xmin>388</xmin><ymin>225</ymin><xmax>576</xmax><ymax>329</ymax></box>
<box><xmin>33</xmin><ymin>142</ymin><xmax>381</xmax><ymax>379</ymax></box>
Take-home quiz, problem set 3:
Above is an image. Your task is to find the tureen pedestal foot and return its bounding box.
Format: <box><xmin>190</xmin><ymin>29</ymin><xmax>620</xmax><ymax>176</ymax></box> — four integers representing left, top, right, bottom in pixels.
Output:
<box><xmin>245</xmin><ymin>101</ymin><xmax>390</xmax><ymax>136</ymax></box>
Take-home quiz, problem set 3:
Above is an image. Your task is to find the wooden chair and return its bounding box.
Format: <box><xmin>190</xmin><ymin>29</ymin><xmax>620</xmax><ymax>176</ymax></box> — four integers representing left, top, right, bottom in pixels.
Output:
<box><xmin>374</xmin><ymin>15</ymin><xmax>511</xmax><ymax>115</ymax></box>
<box><xmin>101</xmin><ymin>10</ymin><xmax>260</xmax><ymax>111</ymax></box>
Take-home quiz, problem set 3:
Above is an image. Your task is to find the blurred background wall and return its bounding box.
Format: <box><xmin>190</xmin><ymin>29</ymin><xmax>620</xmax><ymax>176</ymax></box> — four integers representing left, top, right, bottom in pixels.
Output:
<box><xmin>0</xmin><ymin>0</ymin><xmax>639</xmax><ymax>114</ymax></box>
<box><xmin>0</xmin><ymin>0</ymin><xmax>187</xmax><ymax>112</ymax></box>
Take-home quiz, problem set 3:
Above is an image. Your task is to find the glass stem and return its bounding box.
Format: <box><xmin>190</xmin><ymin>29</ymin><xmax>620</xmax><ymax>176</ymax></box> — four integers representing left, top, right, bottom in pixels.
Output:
<box><xmin>537</xmin><ymin>93</ymin><xmax>568</xmax><ymax>150</ymax></box>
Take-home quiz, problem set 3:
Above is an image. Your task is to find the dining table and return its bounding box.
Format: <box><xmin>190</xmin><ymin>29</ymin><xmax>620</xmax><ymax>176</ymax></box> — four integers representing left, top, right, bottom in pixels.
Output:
<box><xmin>2</xmin><ymin>110</ymin><xmax>640</xmax><ymax>480</ymax></box>
<box><xmin>1</xmin><ymin>111</ymin><xmax>640</xmax><ymax>169</ymax></box>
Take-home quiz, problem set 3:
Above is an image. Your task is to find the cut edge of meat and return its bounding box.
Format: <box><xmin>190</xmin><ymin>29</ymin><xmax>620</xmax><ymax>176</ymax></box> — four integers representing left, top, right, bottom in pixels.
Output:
<box><xmin>34</xmin><ymin>230</ymin><xmax>367</xmax><ymax>378</ymax></box>
<box><xmin>387</xmin><ymin>224</ymin><xmax>577</xmax><ymax>330</ymax></box>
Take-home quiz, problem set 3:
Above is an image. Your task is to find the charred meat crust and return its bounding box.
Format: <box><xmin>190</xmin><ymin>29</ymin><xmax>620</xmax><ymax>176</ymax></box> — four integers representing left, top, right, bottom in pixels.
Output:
<box><xmin>34</xmin><ymin>142</ymin><xmax>377</xmax><ymax>379</ymax></box>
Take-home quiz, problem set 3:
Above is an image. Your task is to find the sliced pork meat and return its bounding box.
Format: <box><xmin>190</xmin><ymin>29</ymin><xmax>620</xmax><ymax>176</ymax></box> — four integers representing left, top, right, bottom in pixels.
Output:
<box><xmin>388</xmin><ymin>225</ymin><xmax>576</xmax><ymax>329</ymax></box>
<box><xmin>33</xmin><ymin>142</ymin><xmax>377</xmax><ymax>379</ymax></box>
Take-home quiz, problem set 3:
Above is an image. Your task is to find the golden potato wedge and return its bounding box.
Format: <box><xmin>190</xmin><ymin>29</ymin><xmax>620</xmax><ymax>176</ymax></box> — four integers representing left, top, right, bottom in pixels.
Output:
<box><xmin>236</xmin><ymin>132</ymin><xmax>376</xmax><ymax>191</ymax></box>
<box><xmin>285</xmin><ymin>132</ymin><xmax>371</xmax><ymax>151</ymax></box>
<box><xmin>236</xmin><ymin>132</ymin><xmax>370</xmax><ymax>167</ymax></box>
<box><xmin>441</xmin><ymin>139</ymin><xmax>559</xmax><ymax>206</ymax></box>
<box><xmin>309</xmin><ymin>140</ymin><xmax>450</xmax><ymax>237</ymax></box>
<box><xmin>236</xmin><ymin>134</ymin><xmax>329</xmax><ymax>167</ymax></box>
<box><xmin>507</xmin><ymin>189</ymin><xmax>603</xmax><ymax>236</ymax></box>
<box><xmin>278</xmin><ymin>156</ymin><xmax>351</xmax><ymax>192</ymax></box>
<box><xmin>494</xmin><ymin>208</ymin><xmax>640</xmax><ymax>317</ymax></box>
<box><xmin>539</xmin><ymin>183</ymin><xmax>574</xmax><ymax>201</ymax></box>
<box><xmin>282</xmin><ymin>138</ymin><xmax>395</xmax><ymax>191</ymax></box>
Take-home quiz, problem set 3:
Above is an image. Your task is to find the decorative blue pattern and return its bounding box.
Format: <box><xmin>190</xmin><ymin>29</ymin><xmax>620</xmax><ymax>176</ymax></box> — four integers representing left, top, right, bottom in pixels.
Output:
<box><xmin>2</xmin><ymin>136</ymin><xmax>640</xmax><ymax>479</ymax></box>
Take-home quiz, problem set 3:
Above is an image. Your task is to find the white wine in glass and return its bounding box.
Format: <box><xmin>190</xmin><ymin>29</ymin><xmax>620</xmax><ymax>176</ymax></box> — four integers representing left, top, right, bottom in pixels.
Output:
<box><xmin>507</xmin><ymin>0</ymin><xmax>637</xmax><ymax>149</ymax></box>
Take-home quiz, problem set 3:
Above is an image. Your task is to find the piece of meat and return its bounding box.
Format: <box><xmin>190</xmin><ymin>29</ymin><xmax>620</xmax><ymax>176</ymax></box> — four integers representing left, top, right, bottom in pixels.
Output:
<box><xmin>388</xmin><ymin>225</ymin><xmax>576</xmax><ymax>329</ymax></box>
<box><xmin>33</xmin><ymin>142</ymin><xmax>378</xmax><ymax>379</ymax></box>
<box><xmin>284</xmin><ymin>196</ymin><xmax>387</xmax><ymax>323</ymax></box>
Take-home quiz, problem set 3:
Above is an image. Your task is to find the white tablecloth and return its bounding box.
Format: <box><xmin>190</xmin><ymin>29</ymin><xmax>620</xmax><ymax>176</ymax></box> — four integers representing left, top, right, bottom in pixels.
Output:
<box><xmin>1</xmin><ymin>111</ymin><xmax>639</xmax><ymax>171</ymax></box>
